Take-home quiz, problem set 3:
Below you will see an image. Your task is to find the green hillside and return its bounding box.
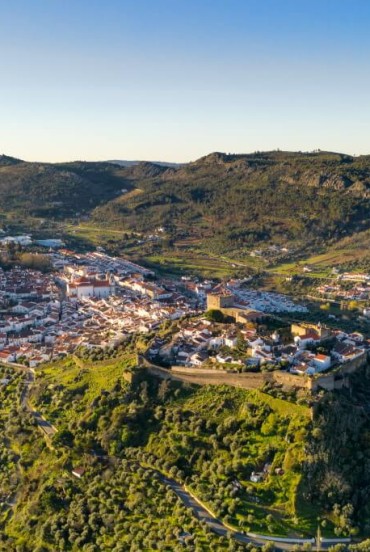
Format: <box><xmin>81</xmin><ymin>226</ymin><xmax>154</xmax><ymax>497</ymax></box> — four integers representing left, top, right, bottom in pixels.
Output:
<box><xmin>0</xmin><ymin>157</ymin><xmax>134</xmax><ymax>219</ymax></box>
<box><xmin>93</xmin><ymin>151</ymin><xmax>370</xmax><ymax>257</ymax></box>
<box><xmin>6</xmin><ymin>356</ymin><xmax>313</xmax><ymax>545</ymax></box>
<box><xmin>3</xmin><ymin>349</ymin><xmax>370</xmax><ymax>550</ymax></box>
<box><xmin>1</xmin><ymin>151</ymin><xmax>370</xmax><ymax>262</ymax></box>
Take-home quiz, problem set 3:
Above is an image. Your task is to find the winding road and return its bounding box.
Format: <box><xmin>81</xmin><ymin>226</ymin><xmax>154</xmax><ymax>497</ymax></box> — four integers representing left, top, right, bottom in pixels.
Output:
<box><xmin>159</xmin><ymin>474</ymin><xmax>353</xmax><ymax>551</ymax></box>
<box><xmin>161</xmin><ymin>475</ymin><xmax>264</xmax><ymax>546</ymax></box>
<box><xmin>160</xmin><ymin>474</ymin><xmax>314</xmax><ymax>551</ymax></box>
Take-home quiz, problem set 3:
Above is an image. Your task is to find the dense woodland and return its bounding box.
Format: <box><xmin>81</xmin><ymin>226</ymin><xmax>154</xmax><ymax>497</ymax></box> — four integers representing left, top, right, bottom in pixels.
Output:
<box><xmin>304</xmin><ymin>366</ymin><xmax>370</xmax><ymax>536</ymax></box>
<box><xmin>0</xmin><ymin>156</ymin><xmax>134</xmax><ymax>218</ymax></box>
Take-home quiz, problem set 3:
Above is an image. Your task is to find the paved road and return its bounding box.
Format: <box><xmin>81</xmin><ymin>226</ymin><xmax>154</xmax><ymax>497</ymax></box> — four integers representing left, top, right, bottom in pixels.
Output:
<box><xmin>159</xmin><ymin>474</ymin><xmax>318</xmax><ymax>551</ymax></box>
<box><xmin>20</xmin><ymin>369</ymin><xmax>34</xmax><ymax>407</ymax></box>
<box><xmin>30</xmin><ymin>410</ymin><xmax>57</xmax><ymax>437</ymax></box>
<box><xmin>162</xmin><ymin>475</ymin><xmax>256</xmax><ymax>544</ymax></box>
<box><xmin>159</xmin><ymin>473</ymin><xmax>353</xmax><ymax>551</ymax></box>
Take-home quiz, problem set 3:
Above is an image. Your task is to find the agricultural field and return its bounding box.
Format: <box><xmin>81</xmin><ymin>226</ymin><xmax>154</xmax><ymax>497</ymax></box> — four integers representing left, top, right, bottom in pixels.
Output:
<box><xmin>63</xmin><ymin>222</ymin><xmax>137</xmax><ymax>248</ymax></box>
<box><xmin>272</xmin><ymin>230</ymin><xmax>370</xmax><ymax>277</ymax></box>
<box><xmin>143</xmin><ymin>251</ymin><xmax>237</xmax><ymax>278</ymax></box>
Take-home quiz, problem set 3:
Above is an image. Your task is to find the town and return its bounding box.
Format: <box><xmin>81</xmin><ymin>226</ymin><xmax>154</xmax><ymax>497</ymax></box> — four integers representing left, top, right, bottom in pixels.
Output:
<box><xmin>0</xmin><ymin>250</ymin><xmax>195</xmax><ymax>366</ymax></box>
<box><xmin>0</xmin><ymin>246</ymin><xmax>368</xmax><ymax>382</ymax></box>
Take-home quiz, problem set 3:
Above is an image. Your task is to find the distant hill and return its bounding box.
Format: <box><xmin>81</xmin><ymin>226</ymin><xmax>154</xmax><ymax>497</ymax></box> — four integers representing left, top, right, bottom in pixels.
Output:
<box><xmin>1</xmin><ymin>150</ymin><xmax>370</xmax><ymax>258</ymax></box>
<box><xmin>0</xmin><ymin>159</ymin><xmax>135</xmax><ymax>218</ymax></box>
<box><xmin>93</xmin><ymin>150</ymin><xmax>370</xmax><ymax>257</ymax></box>
<box><xmin>106</xmin><ymin>159</ymin><xmax>183</xmax><ymax>169</ymax></box>
<box><xmin>0</xmin><ymin>154</ymin><xmax>23</xmax><ymax>166</ymax></box>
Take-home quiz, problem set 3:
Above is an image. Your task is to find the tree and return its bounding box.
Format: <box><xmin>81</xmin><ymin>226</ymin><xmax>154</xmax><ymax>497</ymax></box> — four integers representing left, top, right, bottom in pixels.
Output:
<box><xmin>262</xmin><ymin>543</ymin><xmax>276</xmax><ymax>552</ymax></box>
<box><xmin>5</xmin><ymin>241</ymin><xmax>17</xmax><ymax>261</ymax></box>
<box><xmin>53</xmin><ymin>429</ymin><xmax>74</xmax><ymax>448</ymax></box>
<box><xmin>349</xmin><ymin>540</ymin><xmax>370</xmax><ymax>551</ymax></box>
<box><xmin>205</xmin><ymin>309</ymin><xmax>224</xmax><ymax>323</ymax></box>
<box><xmin>19</xmin><ymin>253</ymin><xmax>52</xmax><ymax>272</ymax></box>
<box><xmin>158</xmin><ymin>379</ymin><xmax>170</xmax><ymax>402</ymax></box>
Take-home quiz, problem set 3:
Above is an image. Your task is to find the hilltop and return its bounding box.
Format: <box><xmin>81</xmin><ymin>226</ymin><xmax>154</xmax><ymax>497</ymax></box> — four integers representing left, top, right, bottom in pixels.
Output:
<box><xmin>2</xmin><ymin>351</ymin><xmax>370</xmax><ymax>550</ymax></box>
<box><xmin>106</xmin><ymin>159</ymin><xmax>183</xmax><ymax>168</ymax></box>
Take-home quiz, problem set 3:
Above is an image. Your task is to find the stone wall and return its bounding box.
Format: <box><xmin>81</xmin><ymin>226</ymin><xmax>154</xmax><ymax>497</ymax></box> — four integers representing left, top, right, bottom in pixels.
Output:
<box><xmin>310</xmin><ymin>352</ymin><xmax>368</xmax><ymax>391</ymax></box>
<box><xmin>140</xmin><ymin>354</ymin><xmax>368</xmax><ymax>394</ymax></box>
<box><xmin>170</xmin><ymin>366</ymin><xmax>266</xmax><ymax>389</ymax></box>
<box><xmin>271</xmin><ymin>370</ymin><xmax>309</xmax><ymax>389</ymax></box>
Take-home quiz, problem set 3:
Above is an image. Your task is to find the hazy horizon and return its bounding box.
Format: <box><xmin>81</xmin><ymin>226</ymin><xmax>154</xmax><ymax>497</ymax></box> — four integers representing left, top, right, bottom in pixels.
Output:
<box><xmin>2</xmin><ymin>147</ymin><xmax>369</xmax><ymax>166</ymax></box>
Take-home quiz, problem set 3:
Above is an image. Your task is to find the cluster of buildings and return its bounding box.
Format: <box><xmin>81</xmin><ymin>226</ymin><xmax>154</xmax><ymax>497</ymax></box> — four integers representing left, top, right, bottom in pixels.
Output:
<box><xmin>178</xmin><ymin>278</ymin><xmax>306</xmax><ymax>315</ymax></box>
<box><xmin>288</xmin><ymin>322</ymin><xmax>367</xmax><ymax>375</ymax></box>
<box><xmin>339</xmin><ymin>272</ymin><xmax>370</xmax><ymax>283</ymax></box>
<box><xmin>316</xmin><ymin>274</ymin><xmax>370</xmax><ymax>310</ymax></box>
<box><xmin>149</xmin><ymin>290</ymin><xmax>369</xmax><ymax>376</ymax></box>
<box><xmin>0</xmin><ymin>245</ymin><xmax>368</xmax><ymax>378</ymax></box>
<box><xmin>0</xmin><ymin>234</ymin><xmax>64</xmax><ymax>248</ymax></box>
<box><xmin>0</xmin><ymin>251</ymin><xmax>196</xmax><ymax>367</ymax></box>
<box><xmin>0</xmin><ymin>267</ymin><xmax>61</xmax><ymax>366</ymax></box>
<box><xmin>206</xmin><ymin>284</ymin><xmax>308</xmax><ymax>317</ymax></box>
<box><xmin>149</xmin><ymin>317</ymin><xmax>254</xmax><ymax>367</ymax></box>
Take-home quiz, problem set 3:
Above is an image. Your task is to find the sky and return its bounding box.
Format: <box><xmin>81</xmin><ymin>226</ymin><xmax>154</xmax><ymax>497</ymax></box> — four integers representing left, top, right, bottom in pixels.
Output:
<box><xmin>1</xmin><ymin>0</ymin><xmax>370</xmax><ymax>162</ymax></box>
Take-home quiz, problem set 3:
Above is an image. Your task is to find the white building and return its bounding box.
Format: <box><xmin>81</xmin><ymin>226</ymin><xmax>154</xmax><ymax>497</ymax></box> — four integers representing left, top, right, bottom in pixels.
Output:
<box><xmin>311</xmin><ymin>354</ymin><xmax>331</xmax><ymax>372</ymax></box>
<box><xmin>67</xmin><ymin>278</ymin><xmax>114</xmax><ymax>299</ymax></box>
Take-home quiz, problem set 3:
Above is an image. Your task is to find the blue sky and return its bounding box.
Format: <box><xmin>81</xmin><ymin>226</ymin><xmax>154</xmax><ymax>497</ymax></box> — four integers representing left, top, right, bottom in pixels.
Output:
<box><xmin>1</xmin><ymin>0</ymin><xmax>370</xmax><ymax>162</ymax></box>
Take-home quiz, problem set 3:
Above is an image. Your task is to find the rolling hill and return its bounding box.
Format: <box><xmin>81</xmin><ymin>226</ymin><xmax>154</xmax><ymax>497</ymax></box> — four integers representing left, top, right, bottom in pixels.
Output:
<box><xmin>92</xmin><ymin>151</ymin><xmax>370</xmax><ymax>258</ymax></box>
<box><xmin>0</xmin><ymin>156</ymin><xmax>134</xmax><ymax>218</ymax></box>
<box><xmin>1</xmin><ymin>151</ymin><xmax>370</xmax><ymax>262</ymax></box>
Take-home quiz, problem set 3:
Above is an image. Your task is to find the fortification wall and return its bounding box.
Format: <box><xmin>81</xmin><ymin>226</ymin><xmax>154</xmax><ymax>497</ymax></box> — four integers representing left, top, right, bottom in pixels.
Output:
<box><xmin>170</xmin><ymin>366</ymin><xmax>266</xmax><ymax>389</ymax></box>
<box><xmin>310</xmin><ymin>353</ymin><xmax>368</xmax><ymax>391</ymax></box>
<box><xmin>271</xmin><ymin>371</ymin><xmax>309</xmax><ymax>389</ymax></box>
<box><xmin>140</xmin><ymin>353</ymin><xmax>368</xmax><ymax>394</ymax></box>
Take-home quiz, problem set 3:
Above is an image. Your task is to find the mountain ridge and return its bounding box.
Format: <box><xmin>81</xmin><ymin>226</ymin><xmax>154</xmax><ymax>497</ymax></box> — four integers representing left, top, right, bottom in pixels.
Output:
<box><xmin>1</xmin><ymin>150</ymin><xmax>370</xmax><ymax>261</ymax></box>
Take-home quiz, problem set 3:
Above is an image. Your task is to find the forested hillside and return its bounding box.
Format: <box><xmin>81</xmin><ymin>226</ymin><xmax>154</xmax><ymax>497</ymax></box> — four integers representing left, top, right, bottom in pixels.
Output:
<box><xmin>94</xmin><ymin>151</ymin><xmax>370</xmax><ymax>256</ymax></box>
<box><xmin>0</xmin><ymin>156</ymin><xmax>133</xmax><ymax>218</ymax></box>
<box><xmin>2</xmin><ymin>343</ymin><xmax>370</xmax><ymax>549</ymax></box>
<box><xmin>1</xmin><ymin>151</ymin><xmax>370</xmax><ymax>258</ymax></box>
<box><xmin>304</xmin><ymin>365</ymin><xmax>370</xmax><ymax>536</ymax></box>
